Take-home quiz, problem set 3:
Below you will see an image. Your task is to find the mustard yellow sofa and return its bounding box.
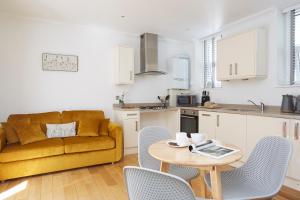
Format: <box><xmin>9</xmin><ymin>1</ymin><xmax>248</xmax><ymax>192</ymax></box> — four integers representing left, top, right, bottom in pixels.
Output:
<box><xmin>0</xmin><ymin>110</ymin><xmax>123</xmax><ymax>181</ymax></box>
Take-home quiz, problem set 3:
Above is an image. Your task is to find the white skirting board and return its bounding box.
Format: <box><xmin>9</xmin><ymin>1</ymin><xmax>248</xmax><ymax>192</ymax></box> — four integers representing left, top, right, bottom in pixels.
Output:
<box><xmin>124</xmin><ymin>147</ymin><xmax>138</xmax><ymax>155</ymax></box>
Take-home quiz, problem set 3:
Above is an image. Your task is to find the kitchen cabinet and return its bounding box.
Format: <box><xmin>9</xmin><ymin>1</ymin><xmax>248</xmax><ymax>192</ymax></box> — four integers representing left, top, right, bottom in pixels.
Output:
<box><xmin>198</xmin><ymin>111</ymin><xmax>217</xmax><ymax>140</ymax></box>
<box><xmin>113</xmin><ymin>110</ymin><xmax>140</xmax><ymax>155</ymax></box>
<box><xmin>287</xmin><ymin>119</ymin><xmax>300</xmax><ymax>181</ymax></box>
<box><xmin>215</xmin><ymin>113</ymin><xmax>247</xmax><ymax>159</ymax></box>
<box><xmin>168</xmin><ymin>57</ymin><xmax>189</xmax><ymax>89</ymax></box>
<box><xmin>217</xmin><ymin>29</ymin><xmax>267</xmax><ymax>81</ymax></box>
<box><xmin>114</xmin><ymin>45</ymin><xmax>135</xmax><ymax>84</ymax></box>
<box><xmin>246</xmin><ymin>116</ymin><xmax>289</xmax><ymax>160</ymax></box>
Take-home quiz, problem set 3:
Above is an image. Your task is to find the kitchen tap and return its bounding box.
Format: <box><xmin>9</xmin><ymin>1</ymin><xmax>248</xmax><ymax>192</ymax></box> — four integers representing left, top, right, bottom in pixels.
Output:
<box><xmin>248</xmin><ymin>100</ymin><xmax>265</xmax><ymax>113</ymax></box>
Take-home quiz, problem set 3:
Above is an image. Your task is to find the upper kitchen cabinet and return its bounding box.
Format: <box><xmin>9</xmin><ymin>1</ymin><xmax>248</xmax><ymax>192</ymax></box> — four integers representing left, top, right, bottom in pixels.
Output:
<box><xmin>216</xmin><ymin>29</ymin><xmax>267</xmax><ymax>81</ymax></box>
<box><xmin>168</xmin><ymin>57</ymin><xmax>190</xmax><ymax>89</ymax></box>
<box><xmin>114</xmin><ymin>45</ymin><xmax>135</xmax><ymax>85</ymax></box>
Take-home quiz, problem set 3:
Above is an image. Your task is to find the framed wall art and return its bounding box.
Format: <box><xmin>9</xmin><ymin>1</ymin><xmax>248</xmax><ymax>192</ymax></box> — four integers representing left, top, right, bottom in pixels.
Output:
<box><xmin>42</xmin><ymin>53</ymin><xmax>78</xmax><ymax>72</ymax></box>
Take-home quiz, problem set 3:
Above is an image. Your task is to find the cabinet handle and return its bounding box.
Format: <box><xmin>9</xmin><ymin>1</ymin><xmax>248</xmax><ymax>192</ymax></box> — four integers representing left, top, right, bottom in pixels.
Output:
<box><xmin>235</xmin><ymin>63</ymin><xmax>238</xmax><ymax>75</ymax></box>
<box><xmin>202</xmin><ymin>114</ymin><xmax>211</xmax><ymax>117</ymax></box>
<box><xmin>294</xmin><ymin>122</ymin><xmax>299</xmax><ymax>140</ymax></box>
<box><xmin>127</xmin><ymin>113</ymin><xmax>137</xmax><ymax>116</ymax></box>
<box><xmin>229</xmin><ymin>64</ymin><xmax>233</xmax><ymax>75</ymax></box>
<box><xmin>135</xmin><ymin>121</ymin><xmax>138</xmax><ymax>131</ymax></box>
<box><xmin>217</xmin><ymin>115</ymin><xmax>220</xmax><ymax>127</ymax></box>
<box><xmin>282</xmin><ymin>122</ymin><xmax>287</xmax><ymax>138</ymax></box>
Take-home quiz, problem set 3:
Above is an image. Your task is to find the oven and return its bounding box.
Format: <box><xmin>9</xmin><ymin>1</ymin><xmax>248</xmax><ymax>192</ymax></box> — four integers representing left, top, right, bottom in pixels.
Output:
<box><xmin>180</xmin><ymin>109</ymin><xmax>198</xmax><ymax>137</ymax></box>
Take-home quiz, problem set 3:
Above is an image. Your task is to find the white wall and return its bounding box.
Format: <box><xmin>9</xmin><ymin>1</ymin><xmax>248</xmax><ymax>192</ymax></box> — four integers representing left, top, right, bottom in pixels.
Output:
<box><xmin>0</xmin><ymin>14</ymin><xmax>193</xmax><ymax>121</ymax></box>
<box><xmin>194</xmin><ymin>8</ymin><xmax>300</xmax><ymax>106</ymax></box>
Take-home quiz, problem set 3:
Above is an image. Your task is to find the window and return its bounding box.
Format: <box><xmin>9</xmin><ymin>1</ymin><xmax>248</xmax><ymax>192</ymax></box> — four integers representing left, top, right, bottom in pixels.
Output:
<box><xmin>203</xmin><ymin>37</ymin><xmax>221</xmax><ymax>88</ymax></box>
<box><xmin>286</xmin><ymin>8</ymin><xmax>300</xmax><ymax>85</ymax></box>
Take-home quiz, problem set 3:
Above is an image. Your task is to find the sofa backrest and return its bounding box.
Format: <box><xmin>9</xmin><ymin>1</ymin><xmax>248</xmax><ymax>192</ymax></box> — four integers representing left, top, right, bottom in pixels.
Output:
<box><xmin>7</xmin><ymin>112</ymin><xmax>62</xmax><ymax>124</ymax></box>
<box><xmin>61</xmin><ymin>110</ymin><xmax>105</xmax><ymax>123</ymax></box>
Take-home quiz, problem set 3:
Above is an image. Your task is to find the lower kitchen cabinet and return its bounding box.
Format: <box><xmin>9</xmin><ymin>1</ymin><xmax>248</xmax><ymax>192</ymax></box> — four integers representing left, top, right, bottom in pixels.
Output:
<box><xmin>198</xmin><ymin>111</ymin><xmax>217</xmax><ymax>140</ymax></box>
<box><xmin>288</xmin><ymin>120</ymin><xmax>300</xmax><ymax>181</ymax></box>
<box><xmin>246</xmin><ymin>116</ymin><xmax>289</xmax><ymax>160</ymax></box>
<box><xmin>113</xmin><ymin>110</ymin><xmax>140</xmax><ymax>155</ymax></box>
<box><xmin>215</xmin><ymin>113</ymin><xmax>247</xmax><ymax>161</ymax></box>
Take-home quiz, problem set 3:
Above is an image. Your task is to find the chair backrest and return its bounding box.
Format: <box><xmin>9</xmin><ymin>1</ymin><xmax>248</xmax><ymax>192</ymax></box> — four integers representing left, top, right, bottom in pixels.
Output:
<box><xmin>241</xmin><ymin>136</ymin><xmax>292</xmax><ymax>195</ymax></box>
<box><xmin>138</xmin><ymin>126</ymin><xmax>170</xmax><ymax>170</ymax></box>
<box><xmin>124</xmin><ymin>166</ymin><xmax>197</xmax><ymax>200</ymax></box>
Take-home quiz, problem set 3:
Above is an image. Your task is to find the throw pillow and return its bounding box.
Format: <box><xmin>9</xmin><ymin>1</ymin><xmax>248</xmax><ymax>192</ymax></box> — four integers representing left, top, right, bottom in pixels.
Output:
<box><xmin>77</xmin><ymin>119</ymin><xmax>100</xmax><ymax>136</ymax></box>
<box><xmin>15</xmin><ymin>122</ymin><xmax>46</xmax><ymax>145</ymax></box>
<box><xmin>46</xmin><ymin>122</ymin><xmax>76</xmax><ymax>138</ymax></box>
<box><xmin>99</xmin><ymin>118</ymin><xmax>110</xmax><ymax>136</ymax></box>
<box><xmin>2</xmin><ymin>118</ymin><xmax>31</xmax><ymax>144</ymax></box>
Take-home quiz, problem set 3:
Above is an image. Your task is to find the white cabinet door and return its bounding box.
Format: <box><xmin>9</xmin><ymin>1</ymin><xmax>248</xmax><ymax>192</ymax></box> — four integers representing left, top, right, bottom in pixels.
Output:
<box><xmin>198</xmin><ymin>111</ymin><xmax>217</xmax><ymax>140</ymax></box>
<box><xmin>234</xmin><ymin>30</ymin><xmax>256</xmax><ymax>78</ymax></box>
<box><xmin>123</xmin><ymin>118</ymin><xmax>139</xmax><ymax>148</ymax></box>
<box><xmin>287</xmin><ymin>120</ymin><xmax>300</xmax><ymax>180</ymax></box>
<box><xmin>115</xmin><ymin>46</ymin><xmax>134</xmax><ymax>84</ymax></box>
<box><xmin>216</xmin><ymin>39</ymin><xmax>235</xmax><ymax>81</ymax></box>
<box><xmin>246</xmin><ymin>116</ymin><xmax>289</xmax><ymax>160</ymax></box>
<box><xmin>215</xmin><ymin>113</ymin><xmax>247</xmax><ymax>158</ymax></box>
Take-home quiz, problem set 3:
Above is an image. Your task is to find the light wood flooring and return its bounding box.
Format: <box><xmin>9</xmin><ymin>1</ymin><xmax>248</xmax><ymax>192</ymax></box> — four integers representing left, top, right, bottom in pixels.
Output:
<box><xmin>0</xmin><ymin>154</ymin><xmax>299</xmax><ymax>200</ymax></box>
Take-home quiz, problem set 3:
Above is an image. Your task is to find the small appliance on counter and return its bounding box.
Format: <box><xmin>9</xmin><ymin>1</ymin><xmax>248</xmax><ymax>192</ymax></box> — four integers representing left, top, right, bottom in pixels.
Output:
<box><xmin>295</xmin><ymin>96</ymin><xmax>300</xmax><ymax>114</ymax></box>
<box><xmin>177</xmin><ymin>94</ymin><xmax>198</xmax><ymax>107</ymax></box>
<box><xmin>201</xmin><ymin>90</ymin><xmax>210</xmax><ymax>106</ymax></box>
<box><xmin>281</xmin><ymin>94</ymin><xmax>295</xmax><ymax>113</ymax></box>
<box><xmin>168</xmin><ymin>89</ymin><xmax>191</xmax><ymax>107</ymax></box>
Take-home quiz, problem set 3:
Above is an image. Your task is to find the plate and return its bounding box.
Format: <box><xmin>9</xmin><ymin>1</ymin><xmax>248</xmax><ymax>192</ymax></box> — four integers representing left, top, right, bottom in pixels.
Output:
<box><xmin>167</xmin><ymin>140</ymin><xmax>190</xmax><ymax>148</ymax></box>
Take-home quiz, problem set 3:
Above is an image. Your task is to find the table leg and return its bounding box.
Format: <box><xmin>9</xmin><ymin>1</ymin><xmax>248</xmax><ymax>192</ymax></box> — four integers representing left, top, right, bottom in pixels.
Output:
<box><xmin>198</xmin><ymin>170</ymin><xmax>207</xmax><ymax>198</ymax></box>
<box><xmin>160</xmin><ymin>162</ymin><xmax>170</xmax><ymax>172</ymax></box>
<box><xmin>210</xmin><ymin>166</ymin><xmax>223</xmax><ymax>200</ymax></box>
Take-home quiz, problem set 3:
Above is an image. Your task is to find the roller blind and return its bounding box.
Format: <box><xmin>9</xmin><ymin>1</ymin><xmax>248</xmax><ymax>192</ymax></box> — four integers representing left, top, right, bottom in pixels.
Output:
<box><xmin>203</xmin><ymin>37</ymin><xmax>221</xmax><ymax>88</ymax></box>
<box><xmin>287</xmin><ymin>8</ymin><xmax>300</xmax><ymax>85</ymax></box>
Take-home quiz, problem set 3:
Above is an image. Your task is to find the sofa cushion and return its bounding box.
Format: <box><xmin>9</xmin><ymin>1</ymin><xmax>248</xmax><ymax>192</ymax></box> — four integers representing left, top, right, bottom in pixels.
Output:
<box><xmin>0</xmin><ymin>138</ymin><xmax>64</xmax><ymax>163</ymax></box>
<box><xmin>99</xmin><ymin>118</ymin><xmax>110</xmax><ymax>136</ymax></box>
<box><xmin>77</xmin><ymin>119</ymin><xmax>101</xmax><ymax>137</ymax></box>
<box><xmin>63</xmin><ymin>136</ymin><xmax>115</xmax><ymax>153</ymax></box>
<box><xmin>1</xmin><ymin>118</ymin><xmax>30</xmax><ymax>144</ymax></box>
<box><xmin>15</xmin><ymin>122</ymin><xmax>46</xmax><ymax>145</ymax></box>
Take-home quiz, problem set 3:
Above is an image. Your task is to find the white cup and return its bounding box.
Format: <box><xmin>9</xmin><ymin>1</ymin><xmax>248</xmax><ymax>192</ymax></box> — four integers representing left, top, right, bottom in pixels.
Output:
<box><xmin>176</xmin><ymin>132</ymin><xmax>189</xmax><ymax>146</ymax></box>
<box><xmin>190</xmin><ymin>133</ymin><xmax>206</xmax><ymax>144</ymax></box>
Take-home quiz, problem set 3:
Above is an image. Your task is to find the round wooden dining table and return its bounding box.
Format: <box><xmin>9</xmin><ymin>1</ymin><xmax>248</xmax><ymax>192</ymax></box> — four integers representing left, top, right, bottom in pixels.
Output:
<box><xmin>148</xmin><ymin>140</ymin><xmax>243</xmax><ymax>200</ymax></box>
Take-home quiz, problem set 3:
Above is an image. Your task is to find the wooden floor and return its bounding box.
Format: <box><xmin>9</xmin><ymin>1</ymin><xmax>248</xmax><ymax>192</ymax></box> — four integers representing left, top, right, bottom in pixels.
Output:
<box><xmin>0</xmin><ymin>154</ymin><xmax>299</xmax><ymax>200</ymax></box>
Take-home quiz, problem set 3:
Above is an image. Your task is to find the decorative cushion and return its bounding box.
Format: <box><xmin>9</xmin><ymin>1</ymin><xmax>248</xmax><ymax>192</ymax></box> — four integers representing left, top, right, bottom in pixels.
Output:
<box><xmin>63</xmin><ymin>136</ymin><xmax>115</xmax><ymax>153</ymax></box>
<box><xmin>0</xmin><ymin>138</ymin><xmax>64</xmax><ymax>162</ymax></box>
<box><xmin>1</xmin><ymin>118</ymin><xmax>31</xmax><ymax>144</ymax></box>
<box><xmin>15</xmin><ymin>122</ymin><xmax>46</xmax><ymax>145</ymax></box>
<box><xmin>77</xmin><ymin>119</ymin><xmax>100</xmax><ymax>136</ymax></box>
<box><xmin>46</xmin><ymin>122</ymin><xmax>76</xmax><ymax>138</ymax></box>
<box><xmin>99</xmin><ymin>118</ymin><xmax>110</xmax><ymax>136</ymax></box>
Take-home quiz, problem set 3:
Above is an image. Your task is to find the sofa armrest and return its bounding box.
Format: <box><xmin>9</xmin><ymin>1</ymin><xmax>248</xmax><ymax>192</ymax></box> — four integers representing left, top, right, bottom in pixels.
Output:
<box><xmin>0</xmin><ymin>126</ymin><xmax>6</xmax><ymax>152</ymax></box>
<box><xmin>108</xmin><ymin>122</ymin><xmax>123</xmax><ymax>161</ymax></box>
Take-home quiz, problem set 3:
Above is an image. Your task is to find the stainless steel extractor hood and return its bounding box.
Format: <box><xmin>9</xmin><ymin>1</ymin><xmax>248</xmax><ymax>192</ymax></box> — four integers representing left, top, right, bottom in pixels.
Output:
<box><xmin>135</xmin><ymin>33</ymin><xmax>166</xmax><ymax>75</ymax></box>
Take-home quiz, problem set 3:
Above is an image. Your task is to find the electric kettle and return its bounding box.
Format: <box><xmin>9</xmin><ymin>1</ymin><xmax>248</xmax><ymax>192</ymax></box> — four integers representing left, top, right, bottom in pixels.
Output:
<box><xmin>295</xmin><ymin>96</ymin><xmax>300</xmax><ymax>114</ymax></box>
<box><xmin>281</xmin><ymin>95</ymin><xmax>295</xmax><ymax>113</ymax></box>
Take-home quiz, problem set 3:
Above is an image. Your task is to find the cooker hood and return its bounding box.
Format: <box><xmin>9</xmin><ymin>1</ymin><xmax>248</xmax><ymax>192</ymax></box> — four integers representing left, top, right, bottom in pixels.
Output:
<box><xmin>135</xmin><ymin>33</ymin><xmax>166</xmax><ymax>75</ymax></box>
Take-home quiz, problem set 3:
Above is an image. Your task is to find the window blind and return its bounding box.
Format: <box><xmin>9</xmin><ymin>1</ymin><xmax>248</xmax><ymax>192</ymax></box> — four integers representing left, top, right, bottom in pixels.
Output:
<box><xmin>203</xmin><ymin>37</ymin><xmax>221</xmax><ymax>88</ymax></box>
<box><xmin>287</xmin><ymin>8</ymin><xmax>300</xmax><ymax>85</ymax></box>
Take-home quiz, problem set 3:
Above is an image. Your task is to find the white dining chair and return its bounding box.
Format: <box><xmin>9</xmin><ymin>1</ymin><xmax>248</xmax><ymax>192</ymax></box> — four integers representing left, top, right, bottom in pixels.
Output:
<box><xmin>138</xmin><ymin>126</ymin><xmax>199</xmax><ymax>181</ymax></box>
<box><xmin>205</xmin><ymin>136</ymin><xmax>293</xmax><ymax>200</ymax></box>
<box><xmin>124</xmin><ymin>166</ymin><xmax>204</xmax><ymax>200</ymax></box>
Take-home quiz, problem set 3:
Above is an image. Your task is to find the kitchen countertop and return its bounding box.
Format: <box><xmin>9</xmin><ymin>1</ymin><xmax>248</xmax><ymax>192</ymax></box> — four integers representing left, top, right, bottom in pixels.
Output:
<box><xmin>113</xmin><ymin>103</ymin><xmax>300</xmax><ymax>120</ymax></box>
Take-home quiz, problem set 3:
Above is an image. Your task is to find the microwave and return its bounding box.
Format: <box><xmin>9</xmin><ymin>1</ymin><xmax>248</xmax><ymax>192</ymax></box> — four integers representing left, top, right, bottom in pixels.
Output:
<box><xmin>177</xmin><ymin>95</ymin><xmax>198</xmax><ymax>107</ymax></box>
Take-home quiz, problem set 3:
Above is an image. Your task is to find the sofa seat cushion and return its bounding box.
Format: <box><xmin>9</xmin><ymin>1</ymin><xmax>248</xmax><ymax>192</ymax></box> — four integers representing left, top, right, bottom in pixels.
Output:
<box><xmin>0</xmin><ymin>138</ymin><xmax>64</xmax><ymax>163</ymax></box>
<box><xmin>63</xmin><ymin>136</ymin><xmax>115</xmax><ymax>154</ymax></box>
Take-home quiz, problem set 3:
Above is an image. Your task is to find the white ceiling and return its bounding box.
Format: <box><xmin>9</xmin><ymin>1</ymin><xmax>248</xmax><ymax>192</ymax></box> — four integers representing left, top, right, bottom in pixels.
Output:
<box><xmin>0</xmin><ymin>0</ymin><xmax>299</xmax><ymax>41</ymax></box>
